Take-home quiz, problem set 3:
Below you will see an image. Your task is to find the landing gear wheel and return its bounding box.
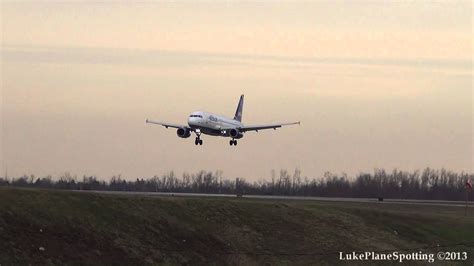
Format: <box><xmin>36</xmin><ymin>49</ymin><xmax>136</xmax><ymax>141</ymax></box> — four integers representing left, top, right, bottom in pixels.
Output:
<box><xmin>199</xmin><ymin>139</ymin><xmax>203</xmax><ymax>145</ymax></box>
<box><xmin>229</xmin><ymin>140</ymin><xmax>233</xmax><ymax>146</ymax></box>
<box><xmin>234</xmin><ymin>140</ymin><xmax>238</xmax><ymax>146</ymax></box>
<box><xmin>195</xmin><ymin>137</ymin><xmax>200</xmax><ymax>145</ymax></box>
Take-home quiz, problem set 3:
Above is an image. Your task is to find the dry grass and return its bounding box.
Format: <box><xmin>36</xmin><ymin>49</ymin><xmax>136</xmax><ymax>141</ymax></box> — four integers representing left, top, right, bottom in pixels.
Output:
<box><xmin>0</xmin><ymin>187</ymin><xmax>473</xmax><ymax>265</ymax></box>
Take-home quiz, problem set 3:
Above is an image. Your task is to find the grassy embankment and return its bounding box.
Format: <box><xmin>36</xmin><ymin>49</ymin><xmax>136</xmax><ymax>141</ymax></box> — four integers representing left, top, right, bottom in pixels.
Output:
<box><xmin>0</xmin><ymin>187</ymin><xmax>473</xmax><ymax>265</ymax></box>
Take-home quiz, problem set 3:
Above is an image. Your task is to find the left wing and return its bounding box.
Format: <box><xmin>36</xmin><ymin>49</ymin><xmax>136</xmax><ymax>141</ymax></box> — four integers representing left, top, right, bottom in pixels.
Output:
<box><xmin>145</xmin><ymin>119</ymin><xmax>192</xmax><ymax>130</ymax></box>
<box><xmin>237</xmin><ymin>121</ymin><xmax>300</xmax><ymax>132</ymax></box>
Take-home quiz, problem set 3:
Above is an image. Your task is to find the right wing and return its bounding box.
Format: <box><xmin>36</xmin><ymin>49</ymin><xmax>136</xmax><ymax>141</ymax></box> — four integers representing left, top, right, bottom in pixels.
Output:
<box><xmin>238</xmin><ymin>121</ymin><xmax>300</xmax><ymax>132</ymax></box>
<box><xmin>145</xmin><ymin>119</ymin><xmax>192</xmax><ymax>130</ymax></box>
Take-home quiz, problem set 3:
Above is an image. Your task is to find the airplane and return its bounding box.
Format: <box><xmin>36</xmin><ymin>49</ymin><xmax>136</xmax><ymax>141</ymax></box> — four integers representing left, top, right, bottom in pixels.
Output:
<box><xmin>145</xmin><ymin>95</ymin><xmax>300</xmax><ymax>146</ymax></box>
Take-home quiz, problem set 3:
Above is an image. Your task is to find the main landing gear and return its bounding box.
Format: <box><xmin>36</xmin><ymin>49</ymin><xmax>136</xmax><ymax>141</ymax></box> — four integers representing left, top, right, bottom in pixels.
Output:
<box><xmin>229</xmin><ymin>139</ymin><xmax>238</xmax><ymax>146</ymax></box>
<box><xmin>195</xmin><ymin>137</ymin><xmax>203</xmax><ymax>145</ymax></box>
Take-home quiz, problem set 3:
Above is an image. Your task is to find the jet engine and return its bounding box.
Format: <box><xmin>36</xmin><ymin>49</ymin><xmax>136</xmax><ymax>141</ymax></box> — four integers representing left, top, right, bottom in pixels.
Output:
<box><xmin>177</xmin><ymin>128</ymin><xmax>191</xmax><ymax>138</ymax></box>
<box><xmin>229</xmin><ymin>128</ymin><xmax>243</xmax><ymax>139</ymax></box>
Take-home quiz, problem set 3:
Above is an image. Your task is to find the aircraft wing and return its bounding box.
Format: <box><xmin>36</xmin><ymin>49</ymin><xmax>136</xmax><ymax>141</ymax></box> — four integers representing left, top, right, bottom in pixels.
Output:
<box><xmin>238</xmin><ymin>121</ymin><xmax>300</xmax><ymax>132</ymax></box>
<box><xmin>145</xmin><ymin>119</ymin><xmax>192</xmax><ymax>130</ymax></box>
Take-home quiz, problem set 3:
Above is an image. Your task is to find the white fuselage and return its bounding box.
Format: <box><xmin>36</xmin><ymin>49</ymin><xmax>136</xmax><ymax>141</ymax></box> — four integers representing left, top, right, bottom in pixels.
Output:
<box><xmin>187</xmin><ymin>111</ymin><xmax>242</xmax><ymax>136</ymax></box>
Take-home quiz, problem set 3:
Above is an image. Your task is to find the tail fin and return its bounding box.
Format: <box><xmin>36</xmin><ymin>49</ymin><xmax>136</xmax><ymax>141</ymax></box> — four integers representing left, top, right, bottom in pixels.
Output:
<box><xmin>233</xmin><ymin>94</ymin><xmax>244</xmax><ymax>122</ymax></box>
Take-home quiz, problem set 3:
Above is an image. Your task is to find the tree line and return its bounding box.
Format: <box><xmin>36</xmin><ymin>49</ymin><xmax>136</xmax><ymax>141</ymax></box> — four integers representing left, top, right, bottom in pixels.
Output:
<box><xmin>0</xmin><ymin>168</ymin><xmax>472</xmax><ymax>201</ymax></box>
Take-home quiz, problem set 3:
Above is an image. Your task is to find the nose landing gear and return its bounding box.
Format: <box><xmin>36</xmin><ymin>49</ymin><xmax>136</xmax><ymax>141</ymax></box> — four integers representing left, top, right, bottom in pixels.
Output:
<box><xmin>229</xmin><ymin>139</ymin><xmax>237</xmax><ymax>146</ymax></box>
<box><xmin>195</xmin><ymin>137</ymin><xmax>203</xmax><ymax>145</ymax></box>
<box><xmin>194</xmin><ymin>129</ymin><xmax>203</xmax><ymax>146</ymax></box>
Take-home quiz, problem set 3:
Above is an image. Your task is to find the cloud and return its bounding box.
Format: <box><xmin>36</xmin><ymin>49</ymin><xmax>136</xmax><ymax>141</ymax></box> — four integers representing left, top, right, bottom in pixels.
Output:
<box><xmin>2</xmin><ymin>44</ymin><xmax>471</xmax><ymax>71</ymax></box>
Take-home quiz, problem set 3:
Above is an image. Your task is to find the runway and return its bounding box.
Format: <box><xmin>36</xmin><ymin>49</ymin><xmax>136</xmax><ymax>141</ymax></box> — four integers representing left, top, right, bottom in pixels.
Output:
<box><xmin>75</xmin><ymin>190</ymin><xmax>474</xmax><ymax>208</ymax></box>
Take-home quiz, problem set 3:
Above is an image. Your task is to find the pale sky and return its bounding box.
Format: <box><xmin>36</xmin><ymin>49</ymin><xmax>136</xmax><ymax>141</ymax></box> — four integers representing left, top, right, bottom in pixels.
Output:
<box><xmin>1</xmin><ymin>2</ymin><xmax>472</xmax><ymax>181</ymax></box>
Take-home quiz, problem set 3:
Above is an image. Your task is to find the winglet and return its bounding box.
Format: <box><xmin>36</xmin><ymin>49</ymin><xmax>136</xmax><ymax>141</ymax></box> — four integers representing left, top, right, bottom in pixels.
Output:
<box><xmin>146</xmin><ymin>119</ymin><xmax>149</xmax><ymax>124</ymax></box>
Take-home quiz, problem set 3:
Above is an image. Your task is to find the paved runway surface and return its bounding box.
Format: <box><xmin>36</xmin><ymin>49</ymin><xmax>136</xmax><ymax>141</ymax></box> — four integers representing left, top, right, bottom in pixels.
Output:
<box><xmin>75</xmin><ymin>190</ymin><xmax>473</xmax><ymax>208</ymax></box>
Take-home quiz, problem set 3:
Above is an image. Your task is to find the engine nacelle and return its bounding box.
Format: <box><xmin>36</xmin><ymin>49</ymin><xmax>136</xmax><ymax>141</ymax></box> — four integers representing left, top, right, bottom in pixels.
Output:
<box><xmin>229</xmin><ymin>128</ymin><xmax>243</xmax><ymax>139</ymax></box>
<box><xmin>176</xmin><ymin>128</ymin><xmax>191</xmax><ymax>138</ymax></box>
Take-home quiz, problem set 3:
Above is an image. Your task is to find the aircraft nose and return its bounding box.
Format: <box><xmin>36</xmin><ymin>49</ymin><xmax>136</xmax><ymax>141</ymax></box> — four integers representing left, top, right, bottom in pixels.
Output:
<box><xmin>188</xmin><ymin>117</ymin><xmax>198</xmax><ymax>126</ymax></box>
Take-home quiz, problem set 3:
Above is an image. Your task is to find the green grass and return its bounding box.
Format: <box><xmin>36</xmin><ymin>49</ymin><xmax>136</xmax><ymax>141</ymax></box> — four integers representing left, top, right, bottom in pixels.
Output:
<box><xmin>0</xmin><ymin>187</ymin><xmax>473</xmax><ymax>265</ymax></box>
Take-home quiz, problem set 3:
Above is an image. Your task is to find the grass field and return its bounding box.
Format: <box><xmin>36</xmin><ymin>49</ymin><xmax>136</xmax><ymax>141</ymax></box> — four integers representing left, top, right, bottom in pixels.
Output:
<box><xmin>0</xmin><ymin>187</ymin><xmax>473</xmax><ymax>265</ymax></box>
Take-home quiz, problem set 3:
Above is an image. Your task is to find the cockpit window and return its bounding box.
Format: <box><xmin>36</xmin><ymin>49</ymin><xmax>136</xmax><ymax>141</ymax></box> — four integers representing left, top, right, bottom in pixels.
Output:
<box><xmin>189</xmin><ymin>115</ymin><xmax>203</xmax><ymax>118</ymax></box>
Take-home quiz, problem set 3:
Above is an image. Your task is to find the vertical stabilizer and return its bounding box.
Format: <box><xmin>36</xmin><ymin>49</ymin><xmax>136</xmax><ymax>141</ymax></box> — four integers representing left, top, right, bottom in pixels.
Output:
<box><xmin>233</xmin><ymin>95</ymin><xmax>244</xmax><ymax>122</ymax></box>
